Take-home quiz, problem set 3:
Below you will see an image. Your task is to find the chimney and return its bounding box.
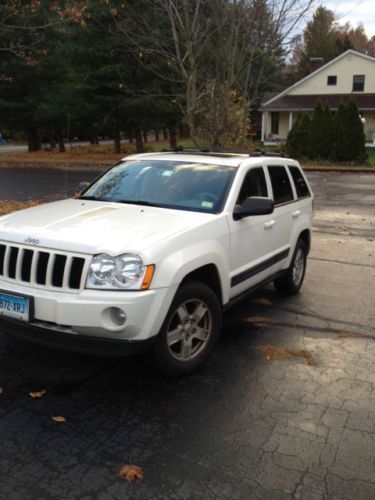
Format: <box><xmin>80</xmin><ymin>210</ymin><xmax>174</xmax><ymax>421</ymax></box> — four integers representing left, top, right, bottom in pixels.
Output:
<box><xmin>309</xmin><ymin>57</ymin><xmax>324</xmax><ymax>73</ymax></box>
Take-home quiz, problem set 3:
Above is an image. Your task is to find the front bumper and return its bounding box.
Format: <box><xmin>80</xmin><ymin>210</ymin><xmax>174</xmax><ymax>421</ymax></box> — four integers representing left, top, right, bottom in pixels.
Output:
<box><xmin>0</xmin><ymin>280</ymin><xmax>178</xmax><ymax>343</ymax></box>
<box><xmin>0</xmin><ymin>317</ymin><xmax>154</xmax><ymax>356</ymax></box>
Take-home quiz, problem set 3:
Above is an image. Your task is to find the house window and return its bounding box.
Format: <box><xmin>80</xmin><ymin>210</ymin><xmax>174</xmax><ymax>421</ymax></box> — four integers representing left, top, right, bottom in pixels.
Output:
<box><xmin>271</xmin><ymin>112</ymin><xmax>279</xmax><ymax>135</ymax></box>
<box><xmin>327</xmin><ymin>75</ymin><xmax>337</xmax><ymax>86</ymax></box>
<box><xmin>353</xmin><ymin>75</ymin><xmax>365</xmax><ymax>92</ymax></box>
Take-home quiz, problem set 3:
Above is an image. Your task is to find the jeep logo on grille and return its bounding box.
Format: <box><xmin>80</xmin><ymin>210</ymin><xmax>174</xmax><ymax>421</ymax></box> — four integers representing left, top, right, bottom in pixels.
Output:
<box><xmin>24</xmin><ymin>237</ymin><xmax>40</xmax><ymax>246</ymax></box>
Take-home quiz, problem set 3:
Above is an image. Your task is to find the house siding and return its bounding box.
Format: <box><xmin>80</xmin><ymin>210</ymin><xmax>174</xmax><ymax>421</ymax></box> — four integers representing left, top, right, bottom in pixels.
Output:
<box><xmin>289</xmin><ymin>53</ymin><xmax>375</xmax><ymax>95</ymax></box>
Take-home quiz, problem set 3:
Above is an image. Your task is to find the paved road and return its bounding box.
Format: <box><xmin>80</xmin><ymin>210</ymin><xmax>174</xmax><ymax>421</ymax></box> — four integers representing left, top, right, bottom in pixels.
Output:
<box><xmin>0</xmin><ymin>170</ymin><xmax>374</xmax><ymax>499</ymax></box>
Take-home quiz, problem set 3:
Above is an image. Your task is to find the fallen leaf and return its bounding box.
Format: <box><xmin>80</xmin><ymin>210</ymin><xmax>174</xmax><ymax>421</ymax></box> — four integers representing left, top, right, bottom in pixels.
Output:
<box><xmin>256</xmin><ymin>345</ymin><xmax>317</xmax><ymax>366</ymax></box>
<box><xmin>29</xmin><ymin>389</ymin><xmax>47</xmax><ymax>398</ymax></box>
<box><xmin>251</xmin><ymin>298</ymin><xmax>272</xmax><ymax>306</ymax></box>
<box><xmin>338</xmin><ymin>331</ymin><xmax>363</xmax><ymax>339</ymax></box>
<box><xmin>51</xmin><ymin>415</ymin><xmax>66</xmax><ymax>423</ymax></box>
<box><xmin>245</xmin><ymin>316</ymin><xmax>275</xmax><ymax>327</ymax></box>
<box><xmin>0</xmin><ymin>388</ymin><xmax>3</xmax><ymax>395</ymax></box>
<box><xmin>118</xmin><ymin>464</ymin><xmax>144</xmax><ymax>483</ymax></box>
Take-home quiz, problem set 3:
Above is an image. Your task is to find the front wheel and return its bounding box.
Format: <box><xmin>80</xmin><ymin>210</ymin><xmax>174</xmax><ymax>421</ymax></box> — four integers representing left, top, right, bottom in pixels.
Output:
<box><xmin>274</xmin><ymin>239</ymin><xmax>307</xmax><ymax>295</ymax></box>
<box><xmin>153</xmin><ymin>281</ymin><xmax>222</xmax><ymax>376</ymax></box>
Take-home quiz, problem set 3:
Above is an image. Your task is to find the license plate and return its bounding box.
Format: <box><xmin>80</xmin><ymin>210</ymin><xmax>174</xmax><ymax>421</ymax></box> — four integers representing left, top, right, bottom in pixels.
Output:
<box><xmin>0</xmin><ymin>292</ymin><xmax>30</xmax><ymax>322</ymax></box>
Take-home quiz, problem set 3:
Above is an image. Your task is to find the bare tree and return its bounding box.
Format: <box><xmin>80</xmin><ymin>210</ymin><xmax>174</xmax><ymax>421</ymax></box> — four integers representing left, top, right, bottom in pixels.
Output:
<box><xmin>114</xmin><ymin>0</ymin><xmax>315</xmax><ymax>146</ymax></box>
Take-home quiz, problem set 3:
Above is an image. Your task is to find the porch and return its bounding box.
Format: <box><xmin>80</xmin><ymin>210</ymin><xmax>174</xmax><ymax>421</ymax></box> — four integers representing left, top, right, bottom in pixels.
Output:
<box><xmin>261</xmin><ymin>110</ymin><xmax>375</xmax><ymax>147</ymax></box>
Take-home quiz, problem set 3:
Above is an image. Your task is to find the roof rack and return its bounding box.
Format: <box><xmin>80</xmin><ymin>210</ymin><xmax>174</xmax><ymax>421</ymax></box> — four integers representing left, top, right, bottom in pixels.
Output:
<box><xmin>161</xmin><ymin>146</ymin><xmax>286</xmax><ymax>158</ymax></box>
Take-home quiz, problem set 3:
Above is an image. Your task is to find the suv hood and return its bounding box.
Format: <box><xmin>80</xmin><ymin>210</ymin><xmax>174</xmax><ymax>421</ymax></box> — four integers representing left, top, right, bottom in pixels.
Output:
<box><xmin>0</xmin><ymin>199</ymin><xmax>213</xmax><ymax>256</ymax></box>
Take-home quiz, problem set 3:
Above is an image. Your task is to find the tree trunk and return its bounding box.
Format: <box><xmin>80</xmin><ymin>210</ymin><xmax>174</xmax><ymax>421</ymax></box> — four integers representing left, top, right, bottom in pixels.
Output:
<box><xmin>50</xmin><ymin>135</ymin><xmax>57</xmax><ymax>150</ymax></box>
<box><xmin>163</xmin><ymin>128</ymin><xmax>168</xmax><ymax>140</ymax></box>
<box><xmin>169</xmin><ymin>126</ymin><xmax>177</xmax><ymax>149</ymax></box>
<box><xmin>56</xmin><ymin>131</ymin><xmax>66</xmax><ymax>152</ymax></box>
<box><xmin>27</xmin><ymin>126</ymin><xmax>42</xmax><ymax>151</ymax></box>
<box><xmin>154</xmin><ymin>129</ymin><xmax>159</xmax><ymax>141</ymax></box>
<box><xmin>113</xmin><ymin>124</ymin><xmax>121</xmax><ymax>154</ymax></box>
<box><xmin>135</xmin><ymin>128</ymin><xmax>144</xmax><ymax>153</ymax></box>
<box><xmin>143</xmin><ymin>130</ymin><xmax>148</xmax><ymax>143</ymax></box>
<box><xmin>127</xmin><ymin>127</ymin><xmax>134</xmax><ymax>143</ymax></box>
<box><xmin>90</xmin><ymin>133</ymin><xmax>99</xmax><ymax>145</ymax></box>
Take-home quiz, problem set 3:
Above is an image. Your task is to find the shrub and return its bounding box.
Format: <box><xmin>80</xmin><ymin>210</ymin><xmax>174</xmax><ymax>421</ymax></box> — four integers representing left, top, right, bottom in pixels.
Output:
<box><xmin>286</xmin><ymin>113</ymin><xmax>311</xmax><ymax>158</ymax></box>
<box><xmin>334</xmin><ymin>98</ymin><xmax>366</xmax><ymax>162</ymax></box>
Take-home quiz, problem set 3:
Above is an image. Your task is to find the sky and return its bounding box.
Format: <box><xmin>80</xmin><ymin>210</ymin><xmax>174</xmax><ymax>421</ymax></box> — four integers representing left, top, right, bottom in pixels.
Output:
<box><xmin>321</xmin><ymin>0</ymin><xmax>375</xmax><ymax>37</ymax></box>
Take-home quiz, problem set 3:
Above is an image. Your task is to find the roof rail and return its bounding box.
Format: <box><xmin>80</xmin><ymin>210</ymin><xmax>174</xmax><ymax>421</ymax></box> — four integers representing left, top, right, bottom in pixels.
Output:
<box><xmin>161</xmin><ymin>146</ymin><xmax>286</xmax><ymax>158</ymax></box>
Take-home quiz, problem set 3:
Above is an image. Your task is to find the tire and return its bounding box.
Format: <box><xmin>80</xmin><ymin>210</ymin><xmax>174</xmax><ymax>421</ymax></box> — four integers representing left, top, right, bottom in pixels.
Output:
<box><xmin>274</xmin><ymin>239</ymin><xmax>307</xmax><ymax>295</ymax></box>
<box><xmin>153</xmin><ymin>281</ymin><xmax>222</xmax><ymax>376</ymax></box>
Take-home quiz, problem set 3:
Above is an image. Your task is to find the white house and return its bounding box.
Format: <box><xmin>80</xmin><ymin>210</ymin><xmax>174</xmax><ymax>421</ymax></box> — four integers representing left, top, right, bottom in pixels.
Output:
<box><xmin>261</xmin><ymin>49</ymin><xmax>375</xmax><ymax>146</ymax></box>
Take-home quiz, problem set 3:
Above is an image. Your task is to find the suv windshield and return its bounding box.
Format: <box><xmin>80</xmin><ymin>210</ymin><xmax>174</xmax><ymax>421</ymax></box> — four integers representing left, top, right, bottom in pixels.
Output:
<box><xmin>82</xmin><ymin>160</ymin><xmax>235</xmax><ymax>214</ymax></box>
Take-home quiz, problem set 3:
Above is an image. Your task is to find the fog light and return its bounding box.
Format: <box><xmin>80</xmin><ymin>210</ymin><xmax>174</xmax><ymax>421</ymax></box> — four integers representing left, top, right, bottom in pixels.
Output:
<box><xmin>110</xmin><ymin>307</ymin><xmax>126</xmax><ymax>326</ymax></box>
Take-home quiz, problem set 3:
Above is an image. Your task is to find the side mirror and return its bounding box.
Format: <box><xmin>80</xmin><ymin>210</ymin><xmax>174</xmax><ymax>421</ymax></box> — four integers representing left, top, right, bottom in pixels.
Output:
<box><xmin>233</xmin><ymin>196</ymin><xmax>274</xmax><ymax>220</ymax></box>
<box><xmin>75</xmin><ymin>181</ymin><xmax>90</xmax><ymax>198</ymax></box>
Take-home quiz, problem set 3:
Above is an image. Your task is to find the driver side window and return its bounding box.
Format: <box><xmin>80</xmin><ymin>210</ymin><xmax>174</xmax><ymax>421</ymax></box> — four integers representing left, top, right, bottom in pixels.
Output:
<box><xmin>236</xmin><ymin>167</ymin><xmax>268</xmax><ymax>205</ymax></box>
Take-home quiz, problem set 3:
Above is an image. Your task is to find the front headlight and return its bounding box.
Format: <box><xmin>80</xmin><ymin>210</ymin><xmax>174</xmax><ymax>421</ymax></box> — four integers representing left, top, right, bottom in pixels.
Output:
<box><xmin>86</xmin><ymin>253</ymin><xmax>155</xmax><ymax>290</ymax></box>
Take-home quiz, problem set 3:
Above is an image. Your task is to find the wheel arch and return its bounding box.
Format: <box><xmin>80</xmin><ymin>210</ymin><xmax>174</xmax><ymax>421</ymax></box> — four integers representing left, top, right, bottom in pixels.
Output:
<box><xmin>180</xmin><ymin>264</ymin><xmax>223</xmax><ymax>305</ymax></box>
<box><xmin>298</xmin><ymin>229</ymin><xmax>311</xmax><ymax>255</ymax></box>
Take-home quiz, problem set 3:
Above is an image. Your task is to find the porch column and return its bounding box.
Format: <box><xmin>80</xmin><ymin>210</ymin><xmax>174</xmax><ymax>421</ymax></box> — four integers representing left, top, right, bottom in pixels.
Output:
<box><xmin>288</xmin><ymin>111</ymin><xmax>293</xmax><ymax>131</ymax></box>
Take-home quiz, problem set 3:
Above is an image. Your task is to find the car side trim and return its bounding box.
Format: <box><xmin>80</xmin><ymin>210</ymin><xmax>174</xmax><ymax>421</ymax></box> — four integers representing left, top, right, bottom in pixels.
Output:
<box><xmin>225</xmin><ymin>270</ymin><xmax>287</xmax><ymax>311</ymax></box>
<box><xmin>231</xmin><ymin>248</ymin><xmax>290</xmax><ymax>287</ymax></box>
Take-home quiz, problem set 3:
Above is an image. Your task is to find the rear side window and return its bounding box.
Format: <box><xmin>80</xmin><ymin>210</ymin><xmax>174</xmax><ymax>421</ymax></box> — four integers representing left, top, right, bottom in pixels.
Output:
<box><xmin>268</xmin><ymin>166</ymin><xmax>294</xmax><ymax>205</ymax></box>
<box><xmin>237</xmin><ymin>167</ymin><xmax>268</xmax><ymax>205</ymax></box>
<box><xmin>289</xmin><ymin>166</ymin><xmax>310</xmax><ymax>198</ymax></box>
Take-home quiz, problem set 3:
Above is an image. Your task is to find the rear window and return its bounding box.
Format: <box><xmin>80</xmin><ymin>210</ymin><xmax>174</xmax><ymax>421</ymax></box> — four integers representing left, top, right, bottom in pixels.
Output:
<box><xmin>268</xmin><ymin>166</ymin><xmax>294</xmax><ymax>205</ymax></box>
<box><xmin>289</xmin><ymin>166</ymin><xmax>310</xmax><ymax>198</ymax></box>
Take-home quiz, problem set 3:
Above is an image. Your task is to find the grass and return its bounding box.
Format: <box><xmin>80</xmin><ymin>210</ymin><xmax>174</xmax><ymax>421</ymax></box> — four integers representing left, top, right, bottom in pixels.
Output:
<box><xmin>0</xmin><ymin>139</ymin><xmax>374</xmax><ymax>169</ymax></box>
<box><xmin>0</xmin><ymin>139</ymin><xmax>198</xmax><ymax>166</ymax></box>
<box><xmin>0</xmin><ymin>200</ymin><xmax>44</xmax><ymax>216</ymax></box>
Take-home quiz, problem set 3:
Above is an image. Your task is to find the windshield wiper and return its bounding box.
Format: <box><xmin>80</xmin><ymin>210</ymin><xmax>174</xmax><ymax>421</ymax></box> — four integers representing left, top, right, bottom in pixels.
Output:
<box><xmin>79</xmin><ymin>195</ymin><xmax>106</xmax><ymax>201</ymax></box>
<box><xmin>117</xmin><ymin>200</ymin><xmax>161</xmax><ymax>207</ymax></box>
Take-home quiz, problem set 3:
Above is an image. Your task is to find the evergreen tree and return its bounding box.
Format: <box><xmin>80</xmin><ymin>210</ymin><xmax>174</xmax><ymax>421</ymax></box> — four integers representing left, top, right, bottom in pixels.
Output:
<box><xmin>308</xmin><ymin>100</ymin><xmax>335</xmax><ymax>159</ymax></box>
<box><xmin>286</xmin><ymin>113</ymin><xmax>311</xmax><ymax>158</ymax></box>
<box><xmin>308</xmin><ymin>100</ymin><xmax>324</xmax><ymax>159</ymax></box>
<box><xmin>334</xmin><ymin>98</ymin><xmax>366</xmax><ymax>162</ymax></box>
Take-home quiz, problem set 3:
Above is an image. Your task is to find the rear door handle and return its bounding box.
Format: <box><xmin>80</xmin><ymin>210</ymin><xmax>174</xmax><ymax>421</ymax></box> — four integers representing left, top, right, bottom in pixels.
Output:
<box><xmin>292</xmin><ymin>210</ymin><xmax>301</xmax><ymax>218</ymax></box>
<box><xmin>264</xmin><ymin>220</ymin><xmax>276</xmax><ymax>229</ymax></box>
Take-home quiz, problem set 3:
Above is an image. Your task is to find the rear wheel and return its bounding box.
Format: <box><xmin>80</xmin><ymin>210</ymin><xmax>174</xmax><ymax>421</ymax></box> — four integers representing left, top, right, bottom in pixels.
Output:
<box><xmin>153</xmin><ymin>281</ymin><xmax>222</xmax><ymax>376</ymax></box>
<box><xmin>274</xmin><ymin>239</ymin><xmax>307</xmax><ymax>295</ymax></box>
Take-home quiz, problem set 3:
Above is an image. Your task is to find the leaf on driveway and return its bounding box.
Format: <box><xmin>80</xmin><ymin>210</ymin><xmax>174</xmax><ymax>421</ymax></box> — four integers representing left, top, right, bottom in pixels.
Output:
<box><xmin>51</xmin><ymin>415</ymin><xmax>66</xmax><ymax>423</ymax></box>
<box><xmin>245</xmin><ymin>316</ymin><xmax>275</xmax><ymax>327</ymax></box>
<box><xmin>29</xmin><ymin>389</ymin><xmax>47</xmax><ymax>398</ymax></box>
<box><xmin>251</xmin><ymin>298</ymin><xmax>272</xmax><ymax>306</ymax></box>
<box><xmin>338</xmin><ymin>331</ymin><xmax>363</xmax><ymax>339</ymax></box>
<box><xmin>257</xmin><ymin>345</ymin><xmax>317</xmax><ymax>366</ymax></box>
<box><xmin>118</xmin><ymin>464</ymin><xmax>144</xmax><ymax>483</ymax></box>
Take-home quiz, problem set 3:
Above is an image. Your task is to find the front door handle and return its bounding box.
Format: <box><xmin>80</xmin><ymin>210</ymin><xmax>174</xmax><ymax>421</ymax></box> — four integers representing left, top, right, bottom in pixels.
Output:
<box><xmin>264</xmin><ymin>220</ymin><xmax>276</xmax><ymax>229</ymax></box>
<box><xmin>292</xmin><ymin>210</ymin><xmax>301</xmax><ymax>218</ymax></box>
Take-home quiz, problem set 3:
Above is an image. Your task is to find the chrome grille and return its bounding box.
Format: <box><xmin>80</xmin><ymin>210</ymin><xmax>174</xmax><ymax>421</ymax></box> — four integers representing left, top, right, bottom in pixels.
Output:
<box><xmin>0</xmin><ymin>243</ymin><xmax>89</xmax><ymax>292</ymax></box>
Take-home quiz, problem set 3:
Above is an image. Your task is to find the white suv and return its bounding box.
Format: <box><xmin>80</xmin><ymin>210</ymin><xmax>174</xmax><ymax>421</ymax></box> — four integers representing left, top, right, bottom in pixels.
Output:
<box><xmin>0</xmin><ymin>150</ymin><xmax>313</xmax><ymax>375</ymax></box>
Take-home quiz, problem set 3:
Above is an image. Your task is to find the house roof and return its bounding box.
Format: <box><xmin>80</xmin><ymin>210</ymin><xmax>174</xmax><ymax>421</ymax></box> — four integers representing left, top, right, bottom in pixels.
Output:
<box><xmin>262</xmin><ymin>49</ymin><xmax>375</xmax><ymax>110</ymax></box>
<box><xmin>262</xmin><ymin>93</ymin><xmax>375</xmax><ymax>111</ymax></box>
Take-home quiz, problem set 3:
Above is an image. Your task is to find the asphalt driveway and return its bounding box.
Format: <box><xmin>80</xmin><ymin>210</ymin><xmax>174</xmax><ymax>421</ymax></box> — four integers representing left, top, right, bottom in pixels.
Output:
<box><xmin>0</xmin><ymin>169</ymin><xmax>374</xmax><ymax>499</ymax></box>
